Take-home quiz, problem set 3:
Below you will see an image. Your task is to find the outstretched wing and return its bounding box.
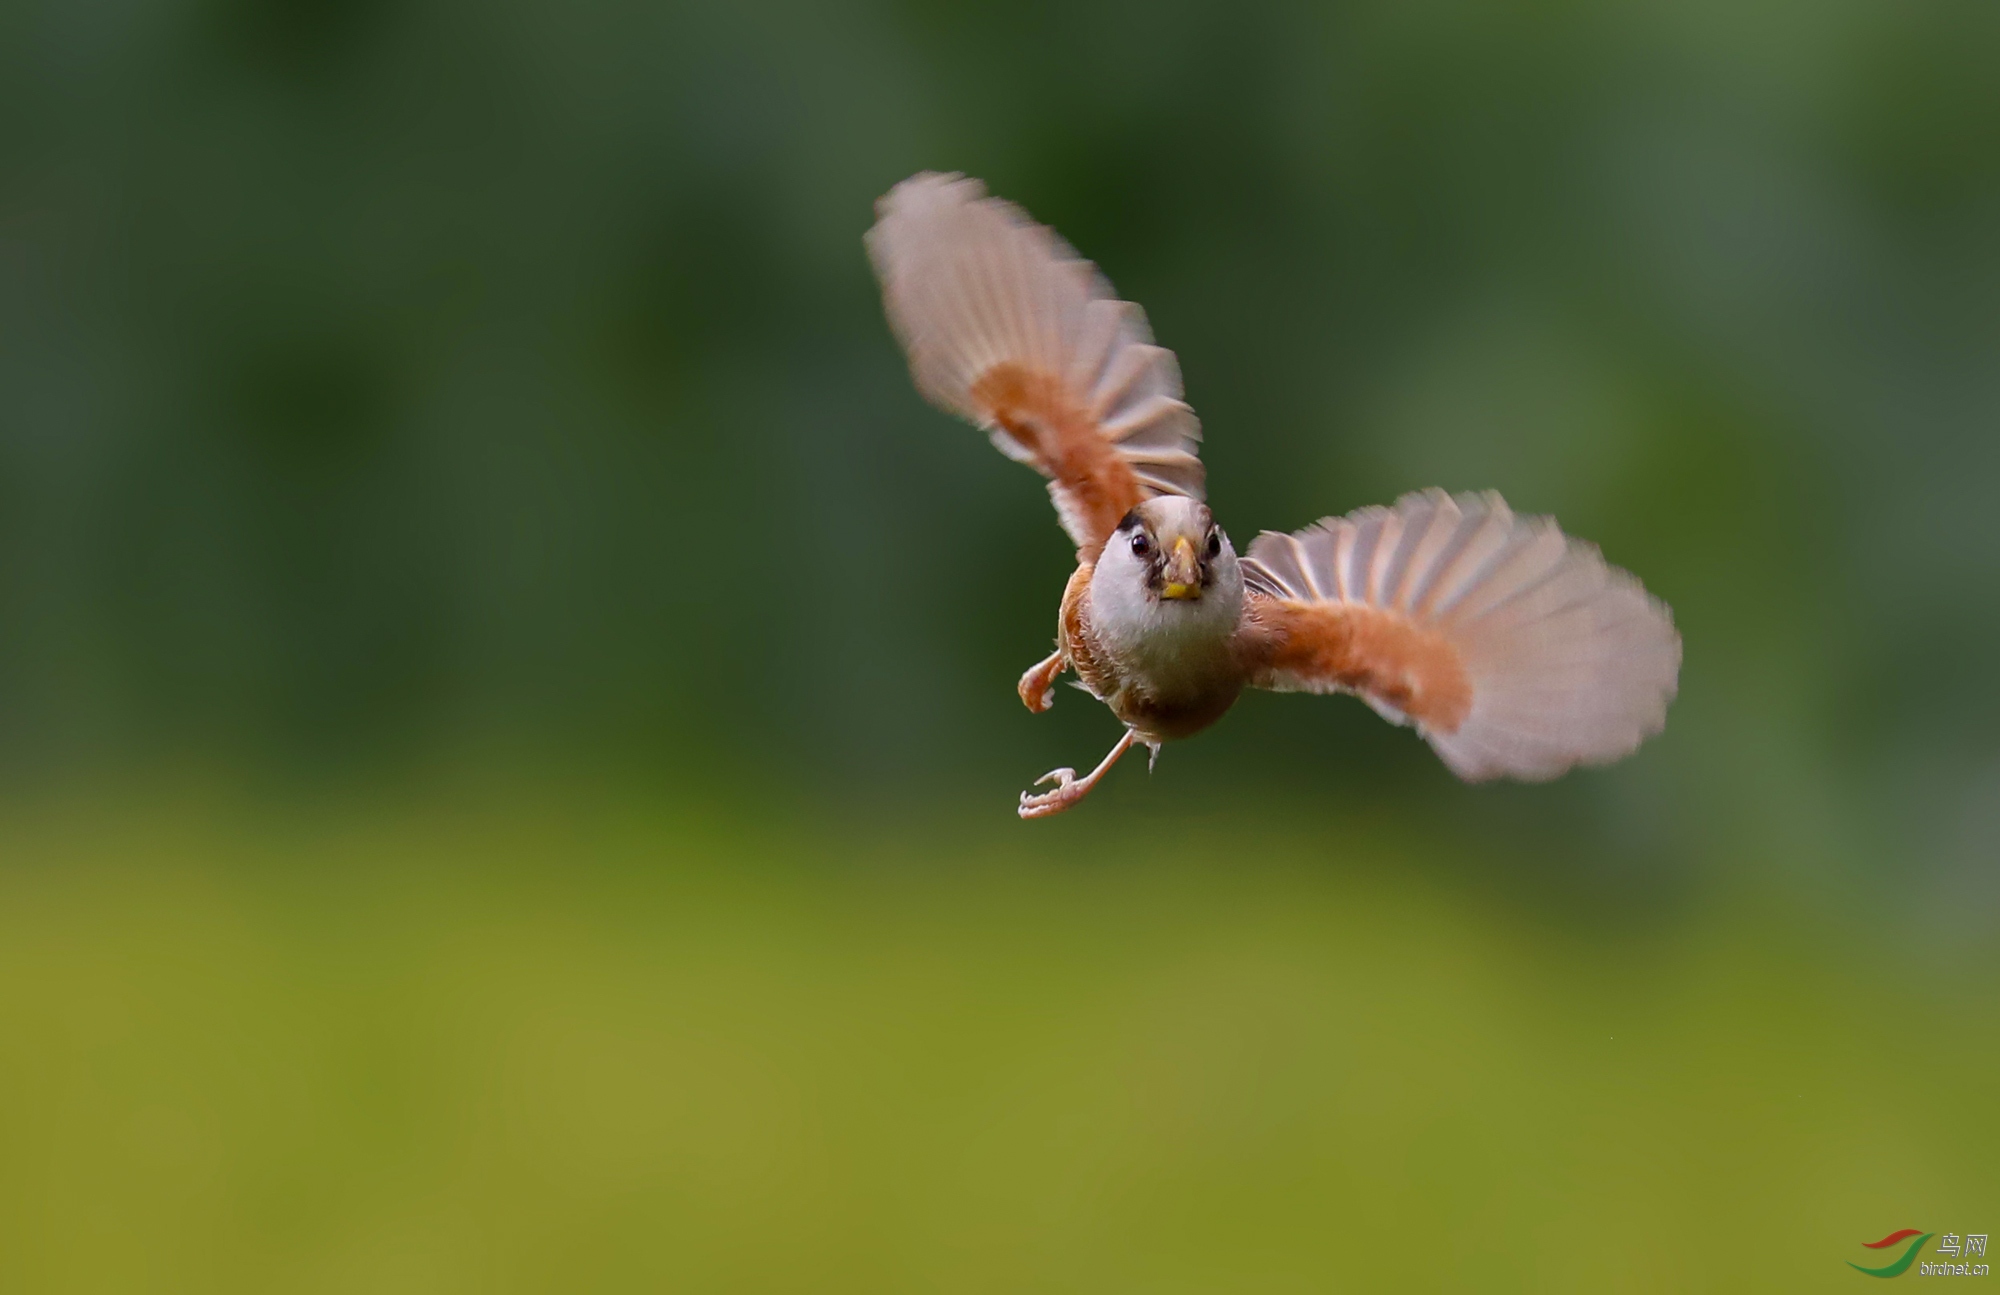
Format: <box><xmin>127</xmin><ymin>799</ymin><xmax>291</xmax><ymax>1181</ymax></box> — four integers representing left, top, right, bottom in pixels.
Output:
<box><xmin>866</xmin><ymin>172</ymin><xmax>1204</xmax><ymax>561</ymax></box>
<box><xmin>1238</xmin><ymin>489</ymin><xmax>1680</xmax><ymax>782</ymax></box>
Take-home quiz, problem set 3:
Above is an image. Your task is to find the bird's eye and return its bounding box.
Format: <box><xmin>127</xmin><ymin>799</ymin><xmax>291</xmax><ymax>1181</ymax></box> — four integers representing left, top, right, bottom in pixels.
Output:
<box><xmin>1205</xmin><ymin>531</ymin><xmax>1221</xmax><ymax>558</ymax></box>
<box><xmin>1130</xmin><ymin>533</ymin><xmax>1152</xmax><ymax>558</ymax></box>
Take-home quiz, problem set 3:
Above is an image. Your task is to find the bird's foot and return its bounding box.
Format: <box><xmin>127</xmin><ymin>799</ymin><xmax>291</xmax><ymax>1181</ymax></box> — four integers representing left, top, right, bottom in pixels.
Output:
<box><xmin>1017</xmin><ymin>650</ymin><xmax>1065</xmax><ymax>714</ymax></box>
<box><xmin>1018</xmin><ymin>768</ymin><xmax>1083</xmax><ymax>819</ymax></box>
<box><xmin>1015</xmin><ymin>730</ymin><xmax>1141</xmax><ymax>821</ymax></box>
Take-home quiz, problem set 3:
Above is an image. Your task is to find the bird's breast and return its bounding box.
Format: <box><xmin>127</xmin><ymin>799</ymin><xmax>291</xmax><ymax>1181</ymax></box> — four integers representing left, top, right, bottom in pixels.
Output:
<box><xmin>1065</xmin><ymin>576</ymin><xmax>1246</xmax><ymax>742</ymax></box>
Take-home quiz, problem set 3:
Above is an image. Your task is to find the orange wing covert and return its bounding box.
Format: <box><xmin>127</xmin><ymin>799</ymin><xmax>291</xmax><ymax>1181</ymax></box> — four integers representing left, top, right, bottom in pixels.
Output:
<box><xmin>1248</xmin><ymin>600</ymin><xmax>1475</xmax><ymax>734</ymax></box>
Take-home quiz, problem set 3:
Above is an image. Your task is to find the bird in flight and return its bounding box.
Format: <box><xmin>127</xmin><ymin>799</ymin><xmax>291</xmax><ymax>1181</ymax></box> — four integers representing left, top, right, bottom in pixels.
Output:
<box><xmin>866</xmin><ymin>173</ymin><xmax>1680</xmax><ymax>818</ymax></box>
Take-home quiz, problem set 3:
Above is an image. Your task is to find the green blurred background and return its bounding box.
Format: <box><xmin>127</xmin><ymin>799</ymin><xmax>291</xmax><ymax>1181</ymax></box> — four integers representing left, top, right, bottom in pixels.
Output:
<box><xmin>3</xmin><ymin>0</ymin><xmax>1997</xmax><ymax>1288</ymax></box>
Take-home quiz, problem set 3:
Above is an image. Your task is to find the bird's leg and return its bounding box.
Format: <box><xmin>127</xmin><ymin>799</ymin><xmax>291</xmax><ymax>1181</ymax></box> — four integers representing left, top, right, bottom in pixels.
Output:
<box><xmin>1018</xmin><ymin>729</ymin><xmax>1140</xmax><ymax>820</ymax></box>
<box><xmin>1017</xmin><ymin>649</ymin><xmax>1066</xmax><ymax>714</ymax></box>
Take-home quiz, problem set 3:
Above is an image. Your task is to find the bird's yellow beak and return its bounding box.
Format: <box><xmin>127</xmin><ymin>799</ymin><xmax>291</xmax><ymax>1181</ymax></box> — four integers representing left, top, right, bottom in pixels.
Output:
<box><xmin>1160</xmin><ymin>536</ymin><xmax>1201</xmax><ymax>599</ymax></box>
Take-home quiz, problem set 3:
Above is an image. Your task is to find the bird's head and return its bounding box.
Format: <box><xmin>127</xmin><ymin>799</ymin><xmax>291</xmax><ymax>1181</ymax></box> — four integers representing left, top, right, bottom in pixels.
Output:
<box><xmin>1105</xmin><ymin>496</ymin><xmax>1238</xmax><ymax>606</ymax></box>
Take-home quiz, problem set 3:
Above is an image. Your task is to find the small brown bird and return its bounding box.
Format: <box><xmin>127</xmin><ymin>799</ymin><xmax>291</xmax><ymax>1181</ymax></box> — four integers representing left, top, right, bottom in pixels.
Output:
<box><xmin>866</xmin><ymin>173</ymin><xmax>1681</xmax><ymax>819</ymax></box>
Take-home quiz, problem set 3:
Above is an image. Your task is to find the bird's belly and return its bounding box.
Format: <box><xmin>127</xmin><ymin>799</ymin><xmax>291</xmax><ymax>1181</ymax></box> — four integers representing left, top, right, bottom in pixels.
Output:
<box><xmin>1067</xmin><ymin>636</ymin><xmax>1242</xmax><ymax>742</ymax></box>
<box><xmin>1111</xmin><ymin>673</ymin><xmax>1243</xmax><ymax>742</ymax></box>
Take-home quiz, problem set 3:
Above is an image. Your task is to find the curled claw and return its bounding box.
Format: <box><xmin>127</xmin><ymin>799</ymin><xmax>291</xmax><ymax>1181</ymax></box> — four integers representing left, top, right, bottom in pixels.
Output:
<box><xmin>1018</xmin><ymin>782</ymin><xmax>1075</xmax><ymax>818</ymax></box>
<box><xmin>1014</xmin><ymin>731</ymin><xmax>1140</xmax><ymax>820</ymax></box>
<box><xmin>1017</xmin><ymin>651</ymin><xmax>1065</xmax><ymax>714</ymax></box>
<box><xmin>1018</xmin><ymin>768</ymin><xmax>1081</xmax><ymax>819</ymax></box>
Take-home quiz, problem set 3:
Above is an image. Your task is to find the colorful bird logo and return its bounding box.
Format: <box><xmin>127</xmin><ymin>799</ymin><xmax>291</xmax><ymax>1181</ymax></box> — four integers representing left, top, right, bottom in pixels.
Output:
<box><xmin>1849</xmin><ymin>1230</ymin><xmax>1933</xmax><ymax>1278</ymax></box>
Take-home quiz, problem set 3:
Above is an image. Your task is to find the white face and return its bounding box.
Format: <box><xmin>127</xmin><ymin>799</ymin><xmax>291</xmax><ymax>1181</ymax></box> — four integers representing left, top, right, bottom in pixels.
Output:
<box><xmin>1100</xmin><ymin>496</ymin><xmax>1236</xmax><ymax>599</ymax></box>
<box><xmin>1090</xmin><ymin>496</ymin><xmax>1244</xmax><ymax>657</ymax></box>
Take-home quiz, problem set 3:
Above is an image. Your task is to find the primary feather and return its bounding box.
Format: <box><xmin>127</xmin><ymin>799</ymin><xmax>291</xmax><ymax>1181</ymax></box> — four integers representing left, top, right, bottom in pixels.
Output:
<box><xmin>866</xmin><ymin>172</ymin><xmax>1205</xmax><ymax>558</ymax></box>
<box><xmin>1241</xmin><ymin>490</ymin><xmax>1681</xmax><ymax>782</ymax></box>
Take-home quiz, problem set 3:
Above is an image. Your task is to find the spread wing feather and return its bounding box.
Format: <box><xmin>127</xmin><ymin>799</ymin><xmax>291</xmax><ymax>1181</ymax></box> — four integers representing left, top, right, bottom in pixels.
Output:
<box><xmin>1240</xmin><ymin>490</ymin><xmax>1680</xmax><ymax>782</ymax></box>
<box><xmin>866</xmin><ymin>172</ymin><xmax>1205</xmax><ymax>559</ymax></box>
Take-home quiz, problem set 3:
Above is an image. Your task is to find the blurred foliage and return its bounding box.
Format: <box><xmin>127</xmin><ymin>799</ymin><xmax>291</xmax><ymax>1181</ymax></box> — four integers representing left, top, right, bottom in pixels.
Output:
<box><xmin>4</xmin><ymin>0</ymin><xmax>1998</xmax><ymax>895</ymax></box>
